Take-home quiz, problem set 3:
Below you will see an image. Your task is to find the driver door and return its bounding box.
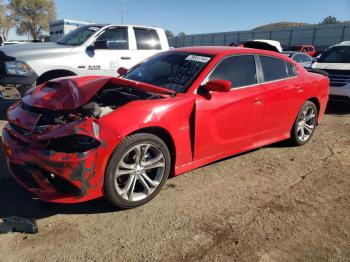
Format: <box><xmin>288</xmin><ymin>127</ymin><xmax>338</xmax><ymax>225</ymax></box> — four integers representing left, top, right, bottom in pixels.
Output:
<box><xmin>194</xmin><ymin>55</ymin><xmax>265</xmax><ymax>160</ymax></box>
<box><xmin>86</xmin><ymin>26</ymin><xmax>135</xmax><ymax>76</ymax></box>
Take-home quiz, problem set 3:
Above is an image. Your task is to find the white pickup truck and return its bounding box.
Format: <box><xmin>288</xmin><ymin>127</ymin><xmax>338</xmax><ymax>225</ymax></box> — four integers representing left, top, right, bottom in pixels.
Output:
<box><xmin>0</xmin><ymin>24</ymin><xmax>169</xmax><ymax>100</ymax></box>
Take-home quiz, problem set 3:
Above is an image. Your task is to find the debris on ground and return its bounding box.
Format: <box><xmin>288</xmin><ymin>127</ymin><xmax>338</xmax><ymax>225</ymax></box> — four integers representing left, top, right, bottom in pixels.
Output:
<box><xmin>0</xmin><ymin>217</ymin><xmax>38</xmax><ymax>234</ymax></box>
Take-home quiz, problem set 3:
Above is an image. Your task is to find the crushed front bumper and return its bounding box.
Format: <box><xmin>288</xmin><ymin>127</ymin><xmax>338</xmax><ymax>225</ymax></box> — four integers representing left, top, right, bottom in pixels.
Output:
<box><xmin>2</xmin><ymin>122</ymin><xmax>106</xmax><ymax>203</ymax></box>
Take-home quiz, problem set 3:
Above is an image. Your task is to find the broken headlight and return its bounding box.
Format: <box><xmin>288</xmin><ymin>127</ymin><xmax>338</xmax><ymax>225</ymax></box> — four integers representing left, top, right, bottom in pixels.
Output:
<box><xmin>47</xmin><ymin>135</ymin><xmax>100</xmax><ymax>153</ymax></box>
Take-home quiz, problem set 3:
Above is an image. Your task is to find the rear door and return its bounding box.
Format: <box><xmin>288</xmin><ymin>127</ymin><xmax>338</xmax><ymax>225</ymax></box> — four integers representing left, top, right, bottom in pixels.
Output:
<box><xmin>194</xmin><ymin>55</ymin><xmax>265</xmax><ymax>160</ymax></box>
<box><xmin>257</xmin><ymin>55</ymin><xmax>302</xmax><ymax>142</ymax></box>
<box><xmin>128</xmin><ymin>27</ymin><xmax>164</xmax><ymax>66</ymax></box>
<box><xmin>86</xmin><ymin>26</ymin><xmax>134</xmax><ymax>76</ymax></box>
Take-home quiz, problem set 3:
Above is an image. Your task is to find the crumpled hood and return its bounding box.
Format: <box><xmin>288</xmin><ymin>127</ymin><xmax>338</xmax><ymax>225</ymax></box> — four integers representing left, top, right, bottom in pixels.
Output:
<box><xmin>22</xmin><ymin>76</ymin><xmax>176</xmax><ymax>111</ymax></box>
<box><xmin>0</xmin><ymin>42</ymin><xmax>73</xmax><ymax>59</ymax></box>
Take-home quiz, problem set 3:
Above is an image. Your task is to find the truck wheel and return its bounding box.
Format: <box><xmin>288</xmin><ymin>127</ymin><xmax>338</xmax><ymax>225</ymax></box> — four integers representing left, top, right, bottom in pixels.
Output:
<box><xmin>290</xmin><ymin>101</ymin><xmax>318</xmax><ymax>146</ymax></box>
<box><xmin>104</xmin><ymin>133</ymin><xmax>171</xmax><ymax>209</ymax></box>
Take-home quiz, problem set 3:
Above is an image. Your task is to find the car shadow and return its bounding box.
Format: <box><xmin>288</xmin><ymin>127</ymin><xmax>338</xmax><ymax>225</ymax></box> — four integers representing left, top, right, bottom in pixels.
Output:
<box><xmin>325</xmin><ymin>101</ymin><xmax>350</xmax><ymax>115</ymax></box>
<box><xmin>0</xmin><ymin>142</ymin><xmax>119</xmax><ymax>220</ymax></box>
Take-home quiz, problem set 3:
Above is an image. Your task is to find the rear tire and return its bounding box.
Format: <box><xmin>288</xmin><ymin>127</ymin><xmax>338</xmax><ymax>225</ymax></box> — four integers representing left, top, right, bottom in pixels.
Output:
<box><xmin>290</xmin><ymin>101</ymin><xmax>318</xmax><ymax>146</ymax></box>
<box><xmin>104</xmin><ymin>133</ymin><xmax>171</xmax><ymax>209</ymax></box>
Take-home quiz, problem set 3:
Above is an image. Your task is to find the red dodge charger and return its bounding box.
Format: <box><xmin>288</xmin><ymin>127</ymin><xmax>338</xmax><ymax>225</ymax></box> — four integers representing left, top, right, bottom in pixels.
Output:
<box><xmin>2</xmin><ymin>47</ymin><xmax>329</xmax><ymax>209</ymax></box>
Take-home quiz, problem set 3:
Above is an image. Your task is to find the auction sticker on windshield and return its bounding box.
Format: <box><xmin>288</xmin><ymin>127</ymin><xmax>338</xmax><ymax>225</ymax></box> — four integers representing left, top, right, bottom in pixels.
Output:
<box><xmin>185</xmin><ymin>55</ymin><xmax>211</xmax><ymax>63</ymax></box>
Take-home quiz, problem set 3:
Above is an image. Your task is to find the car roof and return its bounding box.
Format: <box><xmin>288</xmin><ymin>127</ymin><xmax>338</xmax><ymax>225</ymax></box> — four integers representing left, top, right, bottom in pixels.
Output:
<box><xmin>173</xmin><ymin>46</ymin><xmax>288</xmax><ymax>58</ymax></box>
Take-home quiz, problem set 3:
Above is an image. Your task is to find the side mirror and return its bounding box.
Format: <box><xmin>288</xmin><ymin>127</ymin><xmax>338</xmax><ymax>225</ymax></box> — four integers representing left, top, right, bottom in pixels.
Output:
<box><xmin>86</xmin><ymin>45</ymin><xmax>94</xmax><ymax>52</ymax></box>
<box><xmin>94</xmin><ymin>40</ymin><xmax>108</xmax><ymax>49</ymax></box>
<box><xmin>204</xmin><ymin>79</ymin><xmax>231</xmax><ymax>92</ymax></box>
<box><xmin>117</xmin><ymin>67</ymin><xmax>128</xmax><ymax>76</ymax></box>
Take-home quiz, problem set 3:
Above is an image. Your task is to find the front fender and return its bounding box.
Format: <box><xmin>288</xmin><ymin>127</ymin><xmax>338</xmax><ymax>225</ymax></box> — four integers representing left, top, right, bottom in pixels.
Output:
<box><xmin>98</xmin><ymin>95</ymin><xmax>196</xmax><ymax>170</ymax></box>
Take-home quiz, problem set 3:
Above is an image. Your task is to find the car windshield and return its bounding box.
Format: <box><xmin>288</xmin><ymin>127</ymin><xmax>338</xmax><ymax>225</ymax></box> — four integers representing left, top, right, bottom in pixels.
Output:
<box><xmin>318</xmin><ymin>46</ymin><xmax>350</xmax><ymax>63</ymax></box>
<box><xmin>124</xmin><ymin>52</ymin><xmax>213</xmax><ymax>92</ymax></box>
<box><xmin>57</xmin><ymin>25</ymin><xmax>102</xmax><ymax>46</ymax></box>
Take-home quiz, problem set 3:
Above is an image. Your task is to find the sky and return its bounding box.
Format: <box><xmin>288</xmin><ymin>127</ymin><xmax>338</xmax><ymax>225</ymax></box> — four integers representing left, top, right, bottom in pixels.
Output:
<box><xmin>8</xmin><ymin>0</ymin><xmax>350</xmax><ymax>40</ymax></box>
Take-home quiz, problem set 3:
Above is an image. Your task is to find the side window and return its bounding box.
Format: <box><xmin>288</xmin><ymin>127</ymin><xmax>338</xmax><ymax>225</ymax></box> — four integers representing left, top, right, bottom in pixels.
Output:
<box><xmin>260</xmin><ymin>56</ymin><xmax>289</xmax><ymax>82</ymax></box>
<box><xmin>286</xmin><ymin>62</ymin><xmax>297</xmax><ymax>77</ymax></box>
<box><xmin>134</xmin><ymin>28</ymin><xmax>161</xmax><ymax>50</ymax></box>
<box><xmin>96</xmin><ymin>27</ymin><xmax>128</xmax><ymax>49</ymax></box>
<box><xmin>209</xmin><ymin>55</ymin><xmax>257</xmax><ymax>88</ymax></box>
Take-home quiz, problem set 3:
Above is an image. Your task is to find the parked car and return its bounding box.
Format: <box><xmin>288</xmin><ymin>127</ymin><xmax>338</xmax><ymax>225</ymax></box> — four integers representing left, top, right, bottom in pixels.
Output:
<box><xmin>241</xmin><ymin>39</ymin><xmax>282</xmax><ymax>53</ymax></box>
<box><xmin>2</xmin><ymin>47</ymin><xmax>329</xmax><ymax>209</ymax></box>
<box><xmin>289</xmin><ymin>45</ymin><xmax>316</xmax><ymax>57</ymax></box>
<box><xmin>282</xmin><ymin>51</ymin><xmax>313</xmax><ymax>68</ymax></box>
<box><xmin>0</xmin><ymin>24</ymin><xmax>169</xmax><ymax>100</ymax></box>
<box><xmin>312</xmin><ymin>41</ymin><xmax>350</xmax><ymax>102</ymax></box>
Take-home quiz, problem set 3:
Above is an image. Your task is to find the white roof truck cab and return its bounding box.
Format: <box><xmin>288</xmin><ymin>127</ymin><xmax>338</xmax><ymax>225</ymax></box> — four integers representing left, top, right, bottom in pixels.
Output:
<box><xmin>0</xmin><ymin>24</ymin><xmax>169</xmax><ymax>100</ymax></box>
<box><xmin>312</xmin><ymin>41</ymin><xmax>350</xmax><ymax>102</ymax></box>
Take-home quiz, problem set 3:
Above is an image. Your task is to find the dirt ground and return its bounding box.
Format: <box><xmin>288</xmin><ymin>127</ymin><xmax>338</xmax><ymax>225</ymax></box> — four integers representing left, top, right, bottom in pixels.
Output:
<box><xmin>0</xmin><ymin>102</ymin><xmax>349</xmax><ymax>262</ymax></box>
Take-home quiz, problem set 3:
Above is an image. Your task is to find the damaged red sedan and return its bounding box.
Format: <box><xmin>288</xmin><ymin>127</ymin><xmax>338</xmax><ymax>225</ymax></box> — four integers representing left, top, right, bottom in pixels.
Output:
<box><xmin>2</xmin><ymin>47</ymin><xmax>329</xmax><ymax>209</ymax></box>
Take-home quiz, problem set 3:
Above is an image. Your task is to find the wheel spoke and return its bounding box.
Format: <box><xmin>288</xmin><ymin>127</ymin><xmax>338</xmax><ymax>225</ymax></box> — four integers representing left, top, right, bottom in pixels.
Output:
<box><xmin>127</xmin><ymin>176</ymin><xmax>137</xmax><ymax>201</ymax></box>
<box><xmin>302</xmin><ymin>109</ymin><xmax>307</xmax><ymax>119</ymax></box>
<box><xmin>133</xmin><ymin>145</ymin><xmax>142</xmax><ymax>165</ymax></box>
<box><xmin>140</xmin><ymin>144</ymin><xmax>151</xmax><ymax>163</ymax></box>
<box><xmin>141</xmin><ymin>172</ymin><xmax>159</xmax><ymax>187</ymax></box>
<box><xmin>119</xmin><ymin>159</ymin><xmax>135</xmax><ymax>170</ymax></box>
<box><xmin>304</xmin><ymin>124</ymin><xmax>314</xmax><ymax>134</ymax></box>
<box><xmin>299</xmin><ymin>126</ymin><xmax>305</xmax><ymax>140</ymax></box>
<box><xmin>139</xmin><ymin>175</ymin><xmax>152</xmax><ymax>195</ymax></box>
<box><xmin>116</xmin><ymin>169</ymin><xmax>134</xmax><ymax>176</ymax></box>
<box><xmin>305</xmin><ymin>113</ymin><xmax>315</xmax><ymax>122</ymax></box>
<box><xmin>143</xmin><ymin>153</ymin><xmax>164</xmax><ymax>170</ymax></box>
<box><xmin>118</xmin><ymin>175</ymin><xmax>134</xmax><ymax>198</ymax></box>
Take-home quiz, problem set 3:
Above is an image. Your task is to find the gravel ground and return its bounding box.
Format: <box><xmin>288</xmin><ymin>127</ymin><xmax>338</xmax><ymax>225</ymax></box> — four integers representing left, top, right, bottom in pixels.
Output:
<box><xmin>0</xmin><ymin>102</ymin><xmax>349</xmax><ymax>262</ymax></box>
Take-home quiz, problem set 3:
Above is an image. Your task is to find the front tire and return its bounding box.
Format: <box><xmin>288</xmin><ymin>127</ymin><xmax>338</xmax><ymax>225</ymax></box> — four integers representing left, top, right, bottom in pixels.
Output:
<box><xmin>290</xmin><ymin>101</ymin><xmax>318</xmax><ymax>146</ymax></box>
<box><xmin>104</xmin><ymin>133</ymin><xmax>171</xmax><ymax>209</ymax></box>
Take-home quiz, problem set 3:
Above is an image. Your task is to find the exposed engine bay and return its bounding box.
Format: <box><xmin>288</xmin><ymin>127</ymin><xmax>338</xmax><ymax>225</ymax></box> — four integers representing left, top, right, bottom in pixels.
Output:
<box><xmin>82</xmin><ymin>82</ymin><xmax>163</xmax><ymax>118</ymax></box>
<box><xmin>19</xmin><ymin>82</ymin><xmax>164</xmax><ymax>128</ymax></box>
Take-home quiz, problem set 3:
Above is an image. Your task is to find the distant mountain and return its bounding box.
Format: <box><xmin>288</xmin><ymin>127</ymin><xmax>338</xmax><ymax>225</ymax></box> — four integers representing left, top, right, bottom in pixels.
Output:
<box><xmin>252</xmin><ymin>22</ymin><xmax>313</xmax><ymax>31</ymax></box>
<box><xmin>253</xmin><ymin>21</ymin><xmax>350</xmax><ymax>31</ymax></box>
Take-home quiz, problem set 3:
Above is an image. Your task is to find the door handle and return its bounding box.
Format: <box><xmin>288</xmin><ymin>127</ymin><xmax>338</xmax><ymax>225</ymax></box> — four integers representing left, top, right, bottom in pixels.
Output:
<box><xmin>254</xmin><ymin>97</ymin><xmax>263</xmax><ymax>104</ymax></box>
<box><xmin>121</xmin><ymin>56</ymin><xmax>131</xmax><ymax>60</ymax></box>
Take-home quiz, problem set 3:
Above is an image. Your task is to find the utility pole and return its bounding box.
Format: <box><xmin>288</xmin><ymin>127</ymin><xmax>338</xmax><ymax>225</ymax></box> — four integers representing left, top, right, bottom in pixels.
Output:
<box><xmin>120</xmin><ymin>0</ymin><xmax>125</xmax><ymax>24</ymax></box>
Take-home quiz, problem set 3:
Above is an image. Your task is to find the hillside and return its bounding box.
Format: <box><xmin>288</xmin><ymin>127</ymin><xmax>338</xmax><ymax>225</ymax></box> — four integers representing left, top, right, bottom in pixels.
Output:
<box><xmin>252</xmin><ymin>22</ymin><xmax>312</xmax><ymax>31</ymax></box>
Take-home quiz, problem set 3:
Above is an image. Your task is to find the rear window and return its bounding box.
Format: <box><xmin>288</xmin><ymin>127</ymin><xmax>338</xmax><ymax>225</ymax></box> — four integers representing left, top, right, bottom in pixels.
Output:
<box><xmin>318</xmin><ymin>46</ymin><xmax>350</xmax><ymax>63</ymax></box>
<box><xmin>134</xmin><ymin>28</ymin><xmax>161</xmax><ymax>50</ymax></box>
<box><xmin>260</xmin><ymin>56</ymin><xmax>295</xmax><ymax>82</ymax></box>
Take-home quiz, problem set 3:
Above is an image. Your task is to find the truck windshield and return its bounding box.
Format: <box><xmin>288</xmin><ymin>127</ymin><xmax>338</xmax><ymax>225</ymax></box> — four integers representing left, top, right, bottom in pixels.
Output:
<box><xmin>57</xmin><ymin>25</ymin><xmax>102</xmax><ymax>46</ymax></box>
<box><xmin>318</xmin><ymin>46</ymin><xmax>350</xmax><ymax>63</ymax></box>
<box><xmin>124</xmin><ymin>52</ymin><xmax>213</xmax><ymax>93</ymax></box>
